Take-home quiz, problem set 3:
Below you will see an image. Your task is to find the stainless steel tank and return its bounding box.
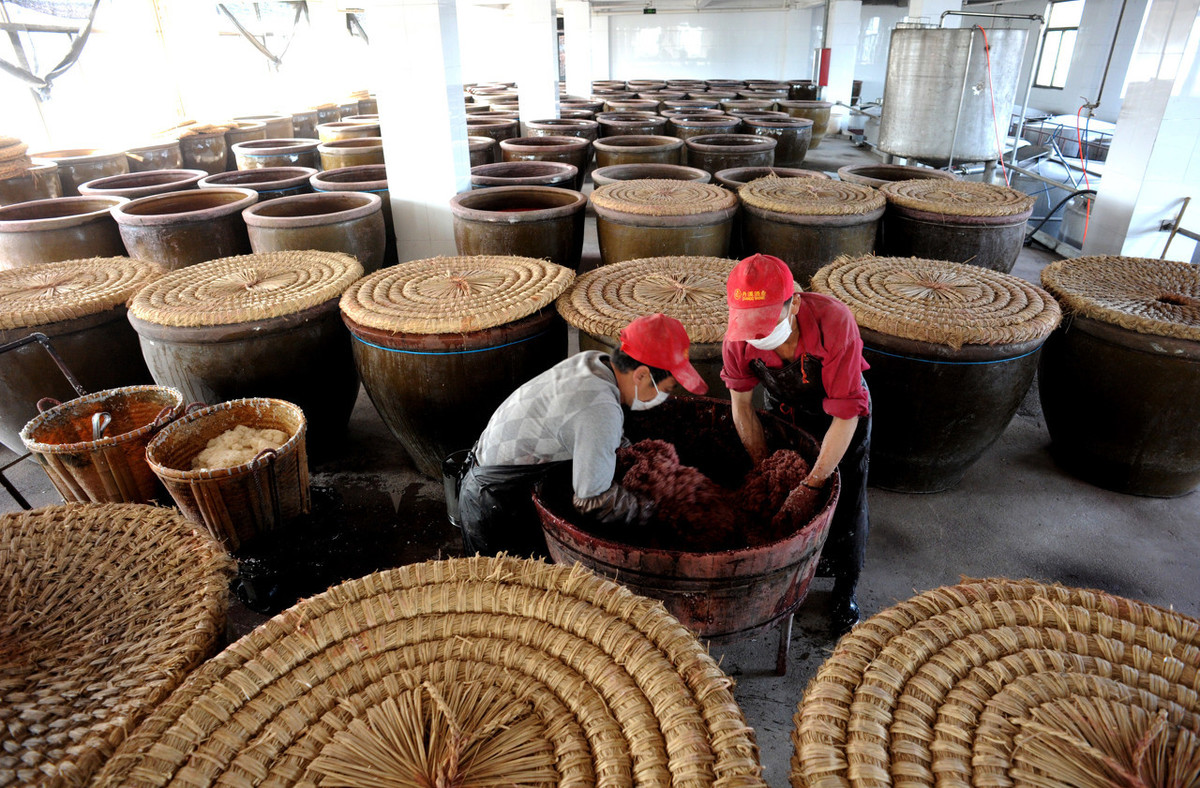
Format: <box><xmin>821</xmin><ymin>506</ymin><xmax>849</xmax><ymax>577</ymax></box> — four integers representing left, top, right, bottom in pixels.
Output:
<box><xmin>878</xmin><ymin>26</ymin><xmax>1028</xmax><ymax>167</ymax></box>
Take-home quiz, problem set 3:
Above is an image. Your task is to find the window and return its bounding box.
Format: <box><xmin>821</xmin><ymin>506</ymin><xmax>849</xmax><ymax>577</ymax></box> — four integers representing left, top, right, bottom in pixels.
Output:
<box><xmin>1035</xmin><ymin>0</ymin><xmax>1084</xmax><ymax>89</ymax></box>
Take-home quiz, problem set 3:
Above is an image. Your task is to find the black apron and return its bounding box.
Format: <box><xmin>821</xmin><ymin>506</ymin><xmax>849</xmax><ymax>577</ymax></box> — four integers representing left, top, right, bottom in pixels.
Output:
<box><xmin>457</xmin><ymin>455</ymin><xmax>567</xmax><ymax>558</ymax></box>
<box><xmin>750</xmin><ymin>350</ymin><xmax>871</xmax><ymax>595</ymax></box>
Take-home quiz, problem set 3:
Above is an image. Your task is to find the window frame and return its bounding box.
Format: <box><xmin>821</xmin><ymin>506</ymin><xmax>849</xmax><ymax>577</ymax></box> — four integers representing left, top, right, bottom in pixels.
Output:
<box><xmin>1034</xmin><ymin>0</ymin><xmax>1084</xmax><ymax>90</ymax></box>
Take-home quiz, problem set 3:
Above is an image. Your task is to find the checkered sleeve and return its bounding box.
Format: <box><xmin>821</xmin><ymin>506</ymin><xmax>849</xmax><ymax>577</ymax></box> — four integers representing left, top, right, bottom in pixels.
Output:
<box><xmin>560</xmin><ymin>400</ymin><xmax>624</xmax><ymax>499</ymax></box>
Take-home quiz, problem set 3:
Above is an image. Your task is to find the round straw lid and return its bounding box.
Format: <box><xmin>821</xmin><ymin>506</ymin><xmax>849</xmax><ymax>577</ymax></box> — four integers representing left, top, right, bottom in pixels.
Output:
<box><xmin>2</xmin><ymin>503</ymin><xmax>232</xmax><ymax>788</ymax></box>
<box><xmin>590</xmin><ymin>179</ymin><xmax>737</xmax><ymax>217</ymax></box>
<box><xmin>557</xmin><ymin>256</ymin><xmax>736</xmax><ymax>344</ymax></box>
<box><xmin>340</xmin><ymin>255</ymin><xmax>574</xmax><ymax>334</ymax></box>
<box><xmin>94</xmin><ymin>556</ymin><xmax>764</xmax><ymax>787</ymax></box>
<box><xmin>879</xmin><ymin>179</ymin><xmax>1035</xmax><ymax>217</ymax></box>
<box><xmin>129</xmin><ymin>251</ymin><xmax>363</xmax><ymax>327</ymax></box>
<box><xmin>0</xmin><ymin>256</ymin><xmax>165</xmax><ymax>331</ymax></box>
<box><xmin>1040</xmin><ymin>255</ymin><xmax>1200</xmax><ymax>341</ymax></box>
<box><xmin>791</xmin><ymin>577</ymin><xmax>1200</xmax><ymax>788</ymax></box>
<box><xmin>812</xmin><ymin>256</ymin><xmax>1061</xmax><ymax>348</ymax></box>
<box><xmin>739</xmin><ymin>176</ymin><xmax>885</xmax><ymax>216</ymax></box>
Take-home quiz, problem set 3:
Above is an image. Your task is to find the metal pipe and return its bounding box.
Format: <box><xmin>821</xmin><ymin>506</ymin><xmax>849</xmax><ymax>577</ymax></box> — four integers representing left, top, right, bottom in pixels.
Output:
<box><xmin>1094</xmin><ymin>0</ymin><xmax>1129</xmax><ymax>110</ymax></box>
<box><xmin>1009</xmin><ymin>161</ymin><xmax>1088</xmax><ymax>191</ymax></box>
<box><xmin>940</xmin><ymin>10</ymin><xmax>1045</xmax><ymax>23</ymax></box>
<box><xmin>947</xmin><ymin>27</ymin><xmax>977</xmax><ymax>170</ymax></box>
<box><xmin>1010</xmin><ymin>17</ymin><xmax>1043</xmax><ymax>172</ymax></box>
<box><xmin>1161</xmin><ymin>197</ymin><xmax>1192</xmax><ymax>260</ymax></box>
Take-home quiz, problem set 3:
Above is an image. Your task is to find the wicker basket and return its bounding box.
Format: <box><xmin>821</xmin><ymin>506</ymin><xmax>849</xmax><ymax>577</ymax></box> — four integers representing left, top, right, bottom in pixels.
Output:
<box><xmin>0</xmin><ymin>503</ymin><xmax>232</xmax><ymax>788</ymax></box>
<box><xmin>95</xmin><ymin>555</ymin><xmax>765</xmax><ymax>787</ymax></box>
<box><xmin>20</xmin><ymin>385</ymin><xmax>184</xmax><ymax>503</ymax></box>
<box><xmin>145</xmin><ymin>397</ymin><xmax>309</xmax><ymax>550</ymax></box>
<box><xmin>791</xmin><ymin>577</ymin><xmax>1200</xmax><ymax>787</ymax></box>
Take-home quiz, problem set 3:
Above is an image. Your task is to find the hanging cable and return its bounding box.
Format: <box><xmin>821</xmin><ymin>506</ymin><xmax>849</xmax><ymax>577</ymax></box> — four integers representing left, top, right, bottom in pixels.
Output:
<box><xmin>0</xmin><ymin>0</ymin><xmax>102</xmax><ymax>99</ymax></box>
<box><xmin>977</xmin><ymin>25</ymin><xmax>1010</xmax><ymax>186</ymax></box>
<box><xmin>1024</xmin><ymin>188</ymin><xmax>1096</xmax><ymax>246</ymax></box>
<box><xmin>1075</xmin><ymin>104</ymin><xmax>1093</xmax><ymax>245</ymax></box>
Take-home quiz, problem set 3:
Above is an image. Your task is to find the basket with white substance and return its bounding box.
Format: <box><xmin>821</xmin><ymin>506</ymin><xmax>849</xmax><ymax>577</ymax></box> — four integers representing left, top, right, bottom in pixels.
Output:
<box><xmin>146</xmin><ymin>397</ymin><xmax>309</xmax><ymax>550</ymax></box>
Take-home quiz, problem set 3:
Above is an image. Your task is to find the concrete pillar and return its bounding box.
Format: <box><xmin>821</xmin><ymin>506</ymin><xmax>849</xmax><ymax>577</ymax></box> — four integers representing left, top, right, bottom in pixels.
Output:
<box><xmin>1085</xmin><ymin>0</ymin><xmax>1200</xmax><ymax>261</ymax></box>
<box><xmin>371</xmin><ymin>0</ymin><xmax>470</xmax><ymax>262</ymax></box>
<box><xmin>512</xmin><ymin>0</ymin><xmax>560</xmax><ymax>132</ymax></box>
<box><xmin>562</xmin><ymin>1</ymin><xmax>593</xmax><ymax>98</ymax></box>
<box><xmin>906</xmin><ymin>0</ymin><xmax>963</xmax><ymax>28</ymax></box>
<box><xmin>825</xmin><ymin>0</ymin><xmax>862</xmax><ymax>106</ymax></box>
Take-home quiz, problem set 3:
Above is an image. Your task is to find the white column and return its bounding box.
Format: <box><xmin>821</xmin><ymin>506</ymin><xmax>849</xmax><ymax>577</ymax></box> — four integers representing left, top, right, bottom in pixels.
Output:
<box><xmin>512</xmin><ymin>0</ymin><xmax>561</xmax><ymax>132</ymax></box>
<box><xmin>370</xmin><ymin>0</ymin><xmax>469</xmax><ymax>262</ymax></box>
<box><xmin>825</xmin><ymin>0</ymin><xmax>862</xmax><ymax>107</ymax></box>
<box><xmin>562</xmin><ymin>1</ymin><xmax>593</xmax><ymax>99</ymax></box>
<box><xmin>906</xmin><ymin>0</ymin><xmax>963</xmax><ymax>28</ymax></box>
<box><xmin>1085</xmin><ymin>0</ymin><xmax>1200</xmax><ymax>261</ymax></box>
<box><xmin>782</xmin><ymin>7</ymin><xmax>816</xmax><ymax>81</ymax></box>
<box><xmin>591</xmin><ymin>14</ymin><xmax>611</xmax><ymax>83</ymax></box>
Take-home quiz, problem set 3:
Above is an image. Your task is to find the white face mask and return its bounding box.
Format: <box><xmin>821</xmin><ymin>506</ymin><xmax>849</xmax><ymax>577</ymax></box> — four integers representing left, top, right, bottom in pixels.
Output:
<box><xmin>746</xmin><ymin>307</ymin><xmax>794</xmax><ymax>351</ymax></box>
<box><xmin>630</xmin><ymin>376</ymin><xmax>669</xmax><ymax>411</ymax></box>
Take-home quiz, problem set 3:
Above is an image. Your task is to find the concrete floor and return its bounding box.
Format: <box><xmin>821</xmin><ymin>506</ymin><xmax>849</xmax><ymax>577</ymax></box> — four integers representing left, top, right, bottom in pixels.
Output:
<box><xmin>2</xmin><ymin>135</ymin><xmax>1196</xmax><ymax>788</ymax></box>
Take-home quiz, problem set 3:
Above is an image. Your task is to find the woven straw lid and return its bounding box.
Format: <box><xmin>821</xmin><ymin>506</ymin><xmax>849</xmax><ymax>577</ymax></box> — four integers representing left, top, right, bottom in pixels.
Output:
<box><xmin>95</xmin><ymin>556</ymin><xmax>765</xmax><ymax>787</ymax></box>
<box><xmin>557</xmin><ymin>256</ymin><xmax>736</xmax><ymax>344</ymax></box>
<box><xmin>129</xmin><ymin>251</ymin><xmax>363</xmax><ymax>327</ymax></box>
<box><xmin>790</xmin><ymin>577</ymin><xmax>1200</xmax><ymax>788</ymax></box>
<box><xmin>0</xmin><ymin>136</ymin><xmax>32</xmax><ymax>180</ymax></box>
<box><xmin>1041</xmin><ymin>255</ymin><xmax>1200</xmax><ymax>341</ymax></box>
<box><xmin>740</xmin><ymin>176</ymin><xmax>885</xmax><ymax>216</ymax></box>
<box><xmin>340</xmin><ymin>255</ymin><xmax>575</xmax><ymax>334</ymax></box>
<box><xmin>591</xmin><ymin>179</ymin><xmax>737</xmax><ymax>216</ymax></box>
<box><xmin>1</xmin><ymin>503</ymin><xmax>232</xmax><ymax>788</ymax></box>
<box><xmin>811</xmin><ymin>256</ymin><xmax>1061</xmax><ymax>348</ymax></box>
<box><xmin>0</xmin><ymin>256</ymin><xmax>165</xmax><ymax>331</ymax></box>
<box><xmin>879</xmin><ymin>179</ymin><xmax>1035</xmax><ymax>218</ymax></box>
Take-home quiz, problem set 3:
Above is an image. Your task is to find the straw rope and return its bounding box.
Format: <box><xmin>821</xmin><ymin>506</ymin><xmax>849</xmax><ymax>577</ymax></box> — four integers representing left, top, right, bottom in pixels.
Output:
<box><xmin>129</xmin><ymin>251</ymin><xmax>363</xmax><ymax>327</ymax></box>
<box><xmin>0</xmin><ymin>137</ymin><xmax>33</xmax><ymax>180</ymax></box>
<box><xmin>790</xmin><ymin>577</ymin><xmax>1200</xmax><ymax>788</ymax></box>
<box><xmin>878</xmin><ymin>180</ymin><xmax>1035</xmax><ymax>218</ymax></box>
<box><xmin>557</xmin><ymin>256</ymin><xmax>736</xmax><ymax>344</ymax></box>
<box><xmin>739</xmin><ymin>177</ymin><xmax>885</xmax><ymax>217</ymax></box>
<box><xmin>339</xmin><ymin>255</ymin><xmax>575</xmax><ymax>334</ymax></box>
<box><xmin>591</xmin><ymin>180</ymin><xmax>737</xmax><ymax>217</ymax></box>
<box><xmin>94</xmin><ymin>556</ymin><xmax>765</xmax><ymax>787</ymax></box>
<box><xmin>0</xmin><ymin>257</ymin><xmax>166</xmax><ymax>330</ymax></box>
<box><xmin>1040</xmin><ymin>255</ymin><xmax>1200</xmax><ymax>341</ymax></box>
<box><xmin>811</xmin><ymin>256</ymin><xmax>1061</xmax><ymax>349</ymax></box>
<box><xmin>0</xmin><ymin>503</ymin><xmax>233</xmax><ymax>788</ymax></box>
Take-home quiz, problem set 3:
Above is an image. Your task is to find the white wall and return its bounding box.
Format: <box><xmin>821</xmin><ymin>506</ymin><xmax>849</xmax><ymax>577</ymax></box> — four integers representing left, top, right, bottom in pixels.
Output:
<box><xmin>855</xmin><ymin>6</ymin><xmax>911</xmax><ymax>104</ymax></box>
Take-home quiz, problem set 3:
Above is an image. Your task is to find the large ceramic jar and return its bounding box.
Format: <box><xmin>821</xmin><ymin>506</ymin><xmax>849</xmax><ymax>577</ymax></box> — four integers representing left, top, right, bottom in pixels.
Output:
<box><xmin>561</xmin><ymin>99</ymin><xmax>604</xmax><ymax>115</ymax></box>
<box><xmin>450</xmin><ymin>186</ymin><xmax>587</xmax><ymax>269</ymax></box>
<box><xmin>127</xmin><ymin>251</ymin><xmax>364</xmax><ymax>456</ymax></box>
<box><xmin>316</xmin><ymin>121</ymin><xmax>381</xmax><ymax>143</ymax></box>
<box><xmin>29</xmin><ymin>149</ymin><xmax>128</xmax><ymax>196</ymax></box>
<box><xmin>777</xmin><ymin>100</ymin><xmax>834</xmax><ymax>147</ymax></box>
<box><xmin>0</xmin><ymin>160</ymin><xmax>61</xmax><ymax>206</ymax></box>
<box><xmin>243</xmin><ymin>191</ymin><xmax>386</xmax><ymax>273</ymax></box>
<box><xmin>310</xmin><ymin>165</ymin><xmax>396</xmax><ymax>268</ymax></box>
<box><xmin>877</xmin><ymin>180</ymin><xmax>1035</xmax><ymax>273</ymax></box>
<box><xmin>233</xmin><ymin>114</ymin><xmax>294</xmax><ymax>139</ymax></box>
<box><xmin>837</xmin><ymin>163</ymin><xmax>960</xmax><ymax>189</ymax></box>
<box><xmin>470</xmin><ymin>161</ymin><xmax>578</xmax><ymax>190</ymax></box>
<box><xmin>739</xmin><ymin>177</ymin><xmax>884</xmax><ymax>286</ymax></box>
<box><xmin>199</xmin><ymin>167</ymin><xmax>317</xmax><ymax>201</ymax></box>
<box><xmin>124</xmin><ymin>141</ymin><xmax>184</xmax><ymax>173</ymax></box>
<box><xmin>590</xmin><ymin>180</ymin><xmax>738</xmax><ymax>265</ymax></box>
<box><xmin>685</xmin><ymin>134</ymin><xmax>777</xmax><ymax>175</ymax></box>
<box><xmin>499</xmin><ymin>136</ymin><xmax>591</xmax><ymax>189</ymax></box>
<box><xmin>466</xmin><ymin>117</ymin><xmax>519</xmax><ymax>143</ymax></box>
<box><xmin>0</xmin><ymin>196</ymin><xmax>127</xmax><ymax>268</ymax></box>
<box><xmin>0</xmin><ymin>256</ymin><xmax>163</xmax><ymax>453</ymax></box>
<box><xmin>339</xmin><ymin>255</ymin><xmax>573</xmax><ymax>477</ymax></box>
<box><xmin>593</xmin><ymin>135</ymin><xmax>684</xmax><ymax>168</ymax></box>
<box><xmin>604</xmin><ymin>99</ymin><xmax>660</xmax><ymax>114</ymax></box>
<box><xmin>78</xmin><ymin>169</ymin><xmax>206</xmax><ymax>200</ymax></box>
<box><xmin>813</xmin><ymin>255</ymin><xmax>1061</xmax><ymax>492</ymax></box>
<box><xmin>232</xmin><ymin>138</ymin><xmax>321</xmax><ymax>170</ymax></box>
<box><xmin>556</xmin><ymin>255</ymin><xmax>738</xmax><ymax>397</ymax></box>
<box><xmin>1039</xmin><ymin>256</ymin><xmax>1200</xmax><ymax>496</ymax></box>
<box><xmin>223</xmin><ymin>122</ymin><xmax>268</xmax><ymax>170</ymax></box>
<box><xmin>291</xmin><ymin>110</ymin><xmax>319</xmax><ymax>139</ymax></box>
<box><xmin>111</xmin><ymin>187</ymin><xmax>258</xmax><ymax>270</ymax></box>
<box><xmin>317</xmin><ymin>137</ymin><xmax>384</xmax><ymax>170</ymax></box>
<box><xmin>713</xmin><ymin>167</ymin><xmax>829</xmax><ymax>190</ymax></box>
<box><xmin>177</xmin><ymin>130</ymin><xmax>228</xmax><ymax>176</ymax></box>
<box><xmin>525</xmin><ymin>118</ymin><xmax>600</xmax><ymax>146</ymax></box>
<box><xmin>469</xmin><ymin>136</ymin><xmax>497</xmax><ymax>167</ymax></box>
<box><xmin>721</xmin><ymin>98</ymin><xmax>776</xmax><ymax>113</ymax></box>
<box><xmin>740</xmin><ymin>117</ymin><xmax>814</xmax><ymax>167</ymax></box>
<box><xmin>595</xmin><ymin>113</ymin><xmax>669</xmax><ymax>138</ymax></box>
<box><xmin>789</xmin><ymin>80</ymin><xmax>821</xmax><ymax>100</ymax></box>
<box><xmin>591</xmin><ymin>163</ymin><xmax>711</xmax><ymax>187</ymax></box>
<box><xmin>663</xmin><ymin>98</ymin><xmax>722</xmax><ymax>113</ymax></box>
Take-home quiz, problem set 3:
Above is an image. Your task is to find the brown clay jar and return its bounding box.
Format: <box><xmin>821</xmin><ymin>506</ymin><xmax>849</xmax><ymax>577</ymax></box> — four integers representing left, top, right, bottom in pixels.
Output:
<box><xmin>470</xmin><ymin>161</ymin><xmax>578</xmax><ymax>190</ymax></box>
<box><xmin>499</xmin><ymin>136</ymin><xmax>591</xmax><ymax>190</ymax></box>
<box><xmin>198</xmin><ymin>167</ymin><xmax>318</xmax><ymax>201</ymax></box>
<box><xmin>593</xmin><ymin>135</ymin><xmax>684</xmax><ymax>168</ymax></box>
<box><xmin>777</xmin><ymin>100</ymin><xmax>834</xmax><ymax>147</ymax></box>
<box><xmin>291</xmin><ymin>110</ymin><xmax>320</xmax><ymax>139</ymax></box>
<box><xmin>466</xmin><ymin>117</ymin><xmax>520</xmax><ymax>143</ymax></box>
<box><xmin>233</xmin><ymin>114</ymin><xmax>295</xmax><ymax>139</ymax></box>
<box><xmin>111</xmin><ymin>187</ymin><xmax>258</xmax><ymax>269</ymax></box>
<box><xmin>231</xmin><ymin>138</ymin><xmax>321</xmax><ymax>170</ymax></box>
<box><xmin>125</xmin><ymin>141</ymin><xmax>184</xmax><ymax>173</ymax></box>
<box><xmin>310</xmin><ymin>165</ymin><xmax>395</xmax><ymax>267</ymax></box>
<box><xmin>450</xmin><ymin>185</ymin><xmax>586</xmax><ymax>269</ymax></box>
<box><xmin>740</xmin><ymin>117</ymin><xmax>814</xmax><ymax>167</ymax></box>
<box><xmin>318</xmin><ymin>138</ymin><xmax>385</xmax><ymax>170</ymax></box>
<box><xmin>223</xmin><ymin>122</ymin><xmax>269</xmax><ymax>169</ymax></box>
<box><xmin>177</xmin><ymin>131</ymin><xmax>228</xmax><ymax>176</ymax></box>
<box><xmin>0</xmin><ymin>196</ymin><xmax>127</xmax><ymax>268</ymax></box>
<box><xmin>316</xmin><ymin>121</ymin><xmax>381</xmax><ymax>143</ymax></box>
<box><xmin>243</xmin><ymin>191</ymin><xmax>386</xmax><ymax>273</ymax></box>
<box><xmin>469</xmin><ymin>136</ymin><xmax>497</xmax><ymax>167</ymax></box>
<box><xmin>595</xmin><ymin>113</ymin><xmax>669</xmax><ymax>138</ymax></box>
<box><xmin>685</xmin><ymin>134</ymin><xmax>778</xmax><ymax>175</ymax></box>
<box><xmin>0</xmin><ymin>160</ymin><xmax>61</xmax><ymax>206</ymax></box>
<box><xmin>591</xmin><ymin>163</ymin><xmax>711</xmax><ymax>187</ymax></box>
<box><xmin>29</xmin><ymin>149</ymin><xmax>129</xmax><ymax>196</ymax></box>
<box><xmin>78</xmin><ymin>169</ymin><xmax>207</xmax><ymax>200</ymax></box>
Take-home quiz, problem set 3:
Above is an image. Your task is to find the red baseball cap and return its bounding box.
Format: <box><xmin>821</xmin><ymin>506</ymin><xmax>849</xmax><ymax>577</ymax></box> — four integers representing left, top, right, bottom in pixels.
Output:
<box><xmin>726</xmin><ymin>253</ymin><xmax>796</xmax><ymax>342</ymax></box>
<box><xmin>618</xmin><ymin>313</ymin><xmax>708</xmax><ymax>394</ymax></box>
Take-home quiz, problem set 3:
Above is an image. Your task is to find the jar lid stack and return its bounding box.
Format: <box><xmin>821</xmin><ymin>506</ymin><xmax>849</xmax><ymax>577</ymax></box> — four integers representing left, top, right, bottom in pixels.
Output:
<box><xmin>129</xmin><ymin>250</ymin><xmax>363</xmax><ymax>327</ymax></box>
<box><xmin>1040</xmin><ymin>255</ymin><xmax>1200</xmax><ymax>340</ymax></box>
<box><xmin>879</xmin><ymin>179</ymin><xmax>1035</xmax><ymax>218</ymax></box>
<box><xmin>812</xmin><ymin>256</ymin><xmax>1061</xmax><ymax>348</ymax></box>
<box><xmin>590</xmin><ymin>179</ymin><xmax>736</xmax><ymax>217</ymax></box>
<box><xmin>339</xmin><ymin>255</ymin><xmax>575</xmax><ymax>334</ymax></box>
<box><xmin>0</xmin><ymin>256</ymin><xmax>165</xmax><ymax>329</ymax></box>
<box><xmin>557</xmin><ymin>255</ymin><xmax>735</xmax><ymax>343</ymax></box>
<box><xmin>739</xmin><ymin>176</ymin><xmax>885</xmax><ymax>216</ymax></box>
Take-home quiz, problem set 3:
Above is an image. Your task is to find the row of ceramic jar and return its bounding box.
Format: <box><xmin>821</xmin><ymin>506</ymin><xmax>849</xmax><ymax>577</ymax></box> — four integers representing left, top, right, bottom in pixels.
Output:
<box><xmin>0</xmin><ymin>166</ymin><xmax>395</xmax><ymax>273</ymax></box>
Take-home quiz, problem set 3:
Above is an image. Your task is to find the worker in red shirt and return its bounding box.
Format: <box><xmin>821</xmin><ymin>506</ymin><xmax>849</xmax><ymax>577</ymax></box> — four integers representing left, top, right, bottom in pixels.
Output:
<box><xmin>721</xmin><ymin>253</ymin><xmax>871</xmax><ymax>635</ymax></box>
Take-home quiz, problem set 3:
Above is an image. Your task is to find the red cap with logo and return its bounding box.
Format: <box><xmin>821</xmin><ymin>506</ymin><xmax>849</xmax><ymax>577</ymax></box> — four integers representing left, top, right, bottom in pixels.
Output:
<box><xmin>618</xmin><ymin>313</ymin><xmax>708</xmax><ymax>394</ymax></box>
<box><xmin>726</xmin><ymin>253</ymin><xmax>796</xmax><ymax>342</ymax></box>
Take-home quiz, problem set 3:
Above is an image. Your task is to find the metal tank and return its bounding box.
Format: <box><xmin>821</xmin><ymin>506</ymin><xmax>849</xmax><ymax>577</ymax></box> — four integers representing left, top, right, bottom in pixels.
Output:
<box><xmin>878</xmin><ymin>25</ymin><xmax>1029</xmax><ymax>167</ymax></box>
